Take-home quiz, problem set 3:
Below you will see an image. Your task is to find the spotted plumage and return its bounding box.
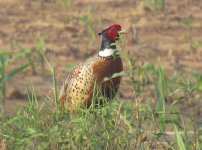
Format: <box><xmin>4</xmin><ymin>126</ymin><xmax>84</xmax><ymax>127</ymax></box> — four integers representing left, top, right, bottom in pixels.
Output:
<box><xmin>59</xmin><ymin>24</ymin><xmax>126</xmax><ymax>112</ymax></box>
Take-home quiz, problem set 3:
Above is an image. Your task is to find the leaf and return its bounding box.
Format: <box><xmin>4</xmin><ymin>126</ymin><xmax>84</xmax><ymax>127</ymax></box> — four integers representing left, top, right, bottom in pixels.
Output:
<box><xmin>27</xmin><ymin>127</ymin><xmax>36</xmax><ymax>135</ymax></box>
<box><xmin>181</xmin><ymin>18</ymin><xmax>192</xmax><ymax>30</ymax></box>
<box><xmin>168</xmin><ymin>88</ymin><xmax>183</xmax><ymax>97</ymax></box>
<box><xmin>154</xmin><ymin>65</ymin><xmax>166</xmax><ymax>132</ymax></box>
<box><xmin>112</xmin><ymin>50</ymin><xmax>119</xmax><ymax>59</ymax></box>
<box><xmin>174</xmin><ymin>125</ymin><xmax>186</xmax><ymax>150</ymax></box>
<box><xmin>0</xmin><ymin>53</ymin><xmax>10</xmax><ymax>72</ymax></box>
<box><xmin>65</xmin><ymin>63</ymin><xmax>78</xmax><ymax>73</ymax></box>
<box><xmin>192</xmin><ymin>40</ymin><xmax>202</xmax><ymax>50</ymax></box>
<box><xmin>37</xmin><ymin>37</ymin><xmax>46</xmax><ymax>52</ymax></box>
<box><xmin>170</xmin><ymin>97</ymin><xmax>184</xmax><ymax>107</ymax></box>
<box><xmin>110</xmin><ymin>43</ymin><xmax>117</xmax><ymax>47</ymax></box>
<box><xmin>111</xmin><ymin>71</ymin><xmax>127</xmax><ymax>79</ymax></box>
<box><xmin>102</xmin><ymin>71</ymin><xmax>127</xmax><ymax>82</ymax></box>
<box><xmin>197</xmin><ymin>76</ymin><xmax>202</xmax><ymax>91</ymax></box>
<box><xmin>0</xmin><ymin>51</ymin><xmax>11</xmax><ymax>57</ymax></box>
<box><xmin>0</xmin><ymin>63</ymin><xmax>29</xmax><ymax>85</ymax></box>
<box><xmin>3</xmin><ymin>116</ymin><xmax>24</xmax><ymax>126</ymax></box>
<box><xmin>103</xmin><ymin>77</ymin><xmax>110</xmax><ymax>82</ymax></box>
<box><xmin>13</xmin><ymin>48</ymin><xmax>32</xmax><ymax>60</ymax></box>
<box><xmin>153</xmin><ymin>0</ymin><xmax>165</xmax><ymax>11</ymax></box>
<box><xmin>155</xmin><ymin>66</ymin><xmax>166</xmax><ymax>111</ymax></box>
<box><xmin>142</xmin><ymin>63</ymin><xmax>155</xmax><ymax>72</ymax></box>
<box><xmin>12</xmin><ymin>40</ymin><xmax>24</xmax><ymax>51</ymax></box>
<box><xmin>58</xmin><ymin>0</ymin><xmax>72</xmax><ymax>7</ymax></box>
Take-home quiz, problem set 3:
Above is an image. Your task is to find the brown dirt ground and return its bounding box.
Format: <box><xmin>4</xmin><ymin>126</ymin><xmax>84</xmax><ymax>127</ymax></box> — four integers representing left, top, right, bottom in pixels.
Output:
<box><xmin>0</xmin><ymin>0</ymin><xmax>202</xmax><ymax>116</ymax></box>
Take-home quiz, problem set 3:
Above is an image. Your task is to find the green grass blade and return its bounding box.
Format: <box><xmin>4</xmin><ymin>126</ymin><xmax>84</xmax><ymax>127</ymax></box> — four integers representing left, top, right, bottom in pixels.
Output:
<box><xmin>0</xmin><ymin>52</ymin><xmax>11</xmax><ymax>57</ymax></box>
<box><xmin>174</xmin><ymin>125</ymin><xmax>186</xmax><ymax>150</ymax></box>
<box><xmin>0</xmin><ymin>63</ymin><xmax>29</xmax><ymax>85</ymax></box>
<box><xmin>154</xmin><ymin>65</ymin><xmax>166</xmax><ymax>132</ymax></box>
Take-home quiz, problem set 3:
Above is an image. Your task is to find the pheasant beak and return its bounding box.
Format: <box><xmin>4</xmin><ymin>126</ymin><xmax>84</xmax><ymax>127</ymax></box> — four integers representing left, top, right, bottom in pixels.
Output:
<box><xmin>119</xmin><ymin>30</ymin><xmax>127</xmax><ymax>34</ymax></box>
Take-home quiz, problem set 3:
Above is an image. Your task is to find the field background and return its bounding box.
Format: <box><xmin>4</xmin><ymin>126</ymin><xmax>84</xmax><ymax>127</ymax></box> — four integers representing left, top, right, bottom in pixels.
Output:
<box><xmin>1</xmin><ymin>0</ymin><xmax>202</xmax><ymax>149</ymax></box>
<box><xmin>1</xmin><ymin>0</ymin><xmax>202</xmax><ymax>115</ymax></box>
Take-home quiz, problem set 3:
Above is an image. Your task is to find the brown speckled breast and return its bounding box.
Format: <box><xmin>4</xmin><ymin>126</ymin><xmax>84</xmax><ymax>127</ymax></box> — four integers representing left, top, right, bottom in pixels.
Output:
<box><xmin>59</xmin><ymin>55</ymin><xmax>123</xmax><ymax>112</ymax></box>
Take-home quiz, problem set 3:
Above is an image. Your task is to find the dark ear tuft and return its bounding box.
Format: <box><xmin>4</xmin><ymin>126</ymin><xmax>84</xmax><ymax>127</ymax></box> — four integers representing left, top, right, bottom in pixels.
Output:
<box><xmin>98</xmin><ymin>30</ymin><xmax>105</xmax><ymax>36</ymax></box>
<box><xmin>98</xmin><ymin>32</ymin><xmax>103</xmax><ymax>36</ymax></box>
<box><xmin>98</xmin><ymin>27</ymin><xmax>109</xmax><ymax>36</ymax></box>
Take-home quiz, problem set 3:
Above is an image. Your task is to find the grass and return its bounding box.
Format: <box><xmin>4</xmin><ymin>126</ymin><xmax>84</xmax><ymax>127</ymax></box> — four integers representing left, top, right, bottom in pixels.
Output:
<box><xmin>0</xmin><ymin>37</ymin><xmax>46</xmax><ymax>117</ymax></box>
<box><xmin>0</xmin><ymin>34</ymin><xmax>201</xmax><ymax>149</ymax></box>
<box><xmin>77</xmin><ymin>6</ymin><xmax>98</xmax><ymax>46</ymax></box>
<box><xmin>142</xmin><ymin>0</ymin><xmax>165</xmax><ymax>11</ymax></box>
<box><xmin>12</xmin><ymin>37</ymin><xmax>46</xmax><ymax>75</ymax></box>
<box><xmin>57</xmin><ymin>0</ymin><xmax>72</xmax><ymax>8</ymax></box>
<box><xmin>0</xmin><ymin>52</ymin><xmax>29</xmax><ymax>117</ymax></box>
<box><xmin>181</xmin><ymin>18</ymin><xmax>202</xmax><ymax>54</ymax></box>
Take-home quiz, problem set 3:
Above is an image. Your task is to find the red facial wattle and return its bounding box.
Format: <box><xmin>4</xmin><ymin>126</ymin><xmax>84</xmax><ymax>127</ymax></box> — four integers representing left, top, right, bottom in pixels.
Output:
<box><xmin>107</xmin><ymin>24</ymin><xmax>121</xmax><ymax>41</ymax></box>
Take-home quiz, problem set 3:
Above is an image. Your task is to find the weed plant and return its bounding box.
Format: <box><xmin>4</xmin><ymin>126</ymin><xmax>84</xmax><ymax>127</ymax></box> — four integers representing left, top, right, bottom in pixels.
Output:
<box><xmin>0</xmin><ymin>37</ymin><xmax>45</xmax><ymax>117</ymax></box>
<box><xmin>143</xmin><ymin>0</ymin><xmax>165</xmax><ymax>11</ymax></box>
<box><xmin>0</xmin><ymin>36</ymin><xmax>202</xmax><ymax>149</ymax></box>
<box><xmin>77</xmin><ymin>6</ymin><xmax>98</xmax><ymax>46</ymax></box>
<box><xmin>58</xmin><ymin>0</ymin><xmax>72</xmax><ymax>8</ymax></box>
<box><xmin>0</xmin><ymin>52</ymin><xmax>29</xmax><ymax>117</ymax></box>
<box><xmin>12</xmin><ymin>37</ymin><xmax>46</xmax><ymax>74</ymax></box>
<box><xmin>181</xmin><ymin>18</ymin><xmax>202</xmax><ymax>54</ymax></box>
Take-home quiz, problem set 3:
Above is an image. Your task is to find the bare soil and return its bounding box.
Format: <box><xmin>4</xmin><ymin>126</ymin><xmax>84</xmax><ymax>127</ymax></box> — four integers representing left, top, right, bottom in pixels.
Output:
<box><xmin>0</xmin><ymin>0</ymin><xmax>202</xmax><ymax>116</ymax></box>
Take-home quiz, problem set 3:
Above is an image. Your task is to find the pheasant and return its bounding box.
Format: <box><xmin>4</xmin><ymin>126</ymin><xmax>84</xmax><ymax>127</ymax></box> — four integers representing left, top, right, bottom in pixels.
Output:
<box><xmin>59</xmin><ymin>24</ymin><xmax>126</xmax><ymax>112</ymax></box>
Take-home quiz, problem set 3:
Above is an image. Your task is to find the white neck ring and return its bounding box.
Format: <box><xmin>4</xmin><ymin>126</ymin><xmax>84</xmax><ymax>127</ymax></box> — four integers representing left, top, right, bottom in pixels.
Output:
<box><xmin>98</xmin><ymin>48</ymin><xmax>116</xmax><ymax>57</ymax></box>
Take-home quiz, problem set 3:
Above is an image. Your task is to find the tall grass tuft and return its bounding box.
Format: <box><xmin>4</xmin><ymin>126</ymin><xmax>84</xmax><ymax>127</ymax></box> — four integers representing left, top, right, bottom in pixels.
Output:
<box><xmin>0</xmin><ymin>52</ymin><xmax>29</xmax><ymax>117</ymax></box>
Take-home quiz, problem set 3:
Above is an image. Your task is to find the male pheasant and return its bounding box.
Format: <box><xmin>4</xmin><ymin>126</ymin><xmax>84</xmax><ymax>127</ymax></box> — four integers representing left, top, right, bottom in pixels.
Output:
<box><xmin>59</xmin><ymin>24</ymin><xmax>126</xmax><ymax>112</ymax></box>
